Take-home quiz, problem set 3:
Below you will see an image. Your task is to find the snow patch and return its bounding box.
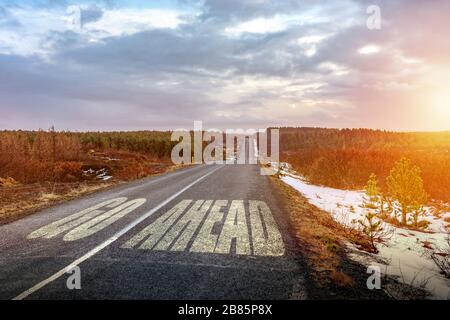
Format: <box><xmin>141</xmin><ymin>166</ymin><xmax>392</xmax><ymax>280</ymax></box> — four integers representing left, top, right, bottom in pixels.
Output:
<box><xmin>281</xmin><ymin>172</ymin><xmax>450</xmax><ymax>299</ymax></box>
<box><xmin>82</xmin><ymin>168</ymin><xmax>113</xmax><ymax>181</ymax></box>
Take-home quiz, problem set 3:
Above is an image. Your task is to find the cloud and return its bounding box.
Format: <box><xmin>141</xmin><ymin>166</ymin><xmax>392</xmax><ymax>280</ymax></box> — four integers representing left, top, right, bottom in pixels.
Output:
<box><xmin>80</xmin><ymin>5</ymin><xmax>103</xmax><ymax>26</ymax></box>
<box><xmin>0</xmin><ymin>0</ymin><xmax>449</xmax><ymax>131</ymax></box>
<box><xmin>0</xmin><ymin>4</ymin><xmax>186</xmax><ymax>56</ymax></box>
<box><xmin>0</xmin><ymin>6</ymin><xmax>21</xmax><ymax>28</ymax></box>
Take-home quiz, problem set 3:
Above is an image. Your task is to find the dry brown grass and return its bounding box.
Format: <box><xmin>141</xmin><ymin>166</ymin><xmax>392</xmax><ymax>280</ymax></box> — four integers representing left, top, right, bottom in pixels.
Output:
<box><xmin>271</xmin><ymin>175</ymin><xmax>371</xmax><ymax>288</ymax></box>
<box><xmin>0</xmin><ymin>177</ymin><xmax>19</xmax><ymax>186</ymax></box>
<box><xmin>0</xmin><ymin>182</ymin><xmax>114</xmax><ymax>224</ymax></box>
<box><xmin>0</xmin><ymin>161</ymin><xmax>186</xmax><ymax>224</ymax></box>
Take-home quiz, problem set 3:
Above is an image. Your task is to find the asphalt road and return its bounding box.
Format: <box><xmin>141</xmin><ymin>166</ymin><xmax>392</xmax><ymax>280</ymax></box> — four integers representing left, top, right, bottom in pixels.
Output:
<box><xmin>0</xmin><ymin>163</ymin><xmax>309</xmax><ymax>300</ymax></box>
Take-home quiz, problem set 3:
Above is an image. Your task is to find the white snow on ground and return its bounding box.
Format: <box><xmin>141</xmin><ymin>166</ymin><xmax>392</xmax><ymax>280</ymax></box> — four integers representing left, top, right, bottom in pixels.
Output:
<box><xmin>96</xmin><ymin>168</ymin><xmax>113</xmax><ymax>181</ymax></box>
<box><xmin>82</xmin><ymin>168</ymin><xmax>113</xmax><ymax>181</ymax></box>
<box><xmin>101</xmin><ymin>156</ymin><xmax>120</xmax><ymax>161</ymax></box>
<box><xmin>281</xmin><ymin>172</ymin><xmax>450</xmax><ymax>299</ymax></box>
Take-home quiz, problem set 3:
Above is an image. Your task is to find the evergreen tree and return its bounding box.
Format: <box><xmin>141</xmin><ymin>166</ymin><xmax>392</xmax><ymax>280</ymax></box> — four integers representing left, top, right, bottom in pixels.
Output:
<box><xmin>358</xmin><ymin>211</ymin><xmax>391</xmax><ymax>253</ymax></box>
<box><xmin>365</xmin><ymin>173</ymin><xmax>380</xmax><ymax>209</ymax></box>
<box><xmin>386</xmin><ymin>158</ymin><xmax>427</xmax><ymax>226</ymax></box>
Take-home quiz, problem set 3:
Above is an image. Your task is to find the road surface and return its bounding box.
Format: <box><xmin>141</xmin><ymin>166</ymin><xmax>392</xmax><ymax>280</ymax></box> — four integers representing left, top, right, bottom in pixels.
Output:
<box><xmin>0</xmin><ymin>163</ymin><xmax>309</xmax><ymax>300</ymax></box>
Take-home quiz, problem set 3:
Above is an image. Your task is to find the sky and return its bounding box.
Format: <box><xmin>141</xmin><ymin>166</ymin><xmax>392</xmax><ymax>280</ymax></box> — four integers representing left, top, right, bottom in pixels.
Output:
<box><xmin>0</xmin><ymin>0</ymin><xmax>449</xmax><ymax>131</ymax></box>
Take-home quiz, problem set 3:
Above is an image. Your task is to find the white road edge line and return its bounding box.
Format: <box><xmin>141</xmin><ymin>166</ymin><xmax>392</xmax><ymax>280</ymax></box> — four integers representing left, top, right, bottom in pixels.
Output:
<box><xmin>13</xmin><ymin>164</ymin><xmax>224</xmax><ymax>300</ymax></box>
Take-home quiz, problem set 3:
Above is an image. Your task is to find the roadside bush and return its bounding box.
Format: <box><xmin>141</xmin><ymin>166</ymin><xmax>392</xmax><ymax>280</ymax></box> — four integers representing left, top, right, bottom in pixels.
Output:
<box><xmin>53</xmin><ymin>162</ymin><xmax>83</xmax><ymax>182</ymax></box>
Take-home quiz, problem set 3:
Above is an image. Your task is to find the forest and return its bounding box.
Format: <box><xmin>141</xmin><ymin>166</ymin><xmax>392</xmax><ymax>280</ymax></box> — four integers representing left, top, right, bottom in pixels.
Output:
<box><xmin>279</xmin><ymin>127</ymin><xmax>450</xmax><ymax>202</ymax></box>
<box><xmin>0</xmin><ymin>129</ymin><xmax>179</xmax><ymax>221</ymax></box>
<box><xmin>0</xmin><ymin>129</ymin><xmax>176</xmax><ymax>184</ymax></box>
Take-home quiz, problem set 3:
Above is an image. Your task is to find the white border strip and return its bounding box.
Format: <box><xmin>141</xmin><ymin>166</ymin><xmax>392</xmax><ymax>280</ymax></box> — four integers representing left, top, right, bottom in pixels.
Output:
<box><xmin>13</xmin><ymin>165</ymin><xmax>223</xmax><ymax>300</ymax></box>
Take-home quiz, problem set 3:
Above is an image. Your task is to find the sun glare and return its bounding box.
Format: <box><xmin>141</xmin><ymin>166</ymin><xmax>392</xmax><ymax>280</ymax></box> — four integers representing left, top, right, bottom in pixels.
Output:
<box><xmin>429</xmin><ymin>90</ymin><xmax>450</xmax><ymax>118</ymax></box>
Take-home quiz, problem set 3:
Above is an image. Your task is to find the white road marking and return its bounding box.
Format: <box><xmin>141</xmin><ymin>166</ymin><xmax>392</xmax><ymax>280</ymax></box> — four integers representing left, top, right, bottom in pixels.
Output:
<box><xmin>28</xmin><ymin>198</ymin><xmax>147</xmax><ymax>241</ymax></box>
<box><xmin>13</xmin><ymin>165</ymin><xmax>223</xmax><ymax>300</ymax></box>
<box><xmin>156</xmin><ymin>200</ymin><xmax>213</xmax><ymax>252</ymax></box>
<box><xmin>124</xmin><ymin>199</ymin><xmax>286</xmax><ymax>256</ymax></box>
<box><xmin>27</xmin><ymin>198</ymin><xmax>129</xmax><ymax>239</ymax></box>
<box><xmin>215</xmin><ymin>200</ymin><xmax>251</xmax><ymax>255</ymax></box>
<box><xmin>249</xmin><ymin>200</ymin><xmax>285</xmax><ymax>256</ymax></box>
<box><xmin>122</xmin><ymin>200</ymin><xmax>192</xmax><ymax>249</ymax></box>
<box><xmin>190</xmin><ymin>200</ymin><xmax>228</xmax><ymax>253</ymax></box>
<box><xmin>64</xmin><ymin>198</ymin><xmax>147</xmax><ymax>241</ymax></box>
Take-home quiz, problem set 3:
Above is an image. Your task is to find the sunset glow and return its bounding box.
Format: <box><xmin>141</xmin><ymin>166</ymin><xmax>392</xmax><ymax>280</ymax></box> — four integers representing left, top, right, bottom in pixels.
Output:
<box><xmin>0</xmin><ymin>1</ymin><xmax>449</xmax><ymax>131</ymax></box>
<box><xmin>430</xmin><ymin>90</ymin><xmax>450</xmax><ymax>118</ymax></box>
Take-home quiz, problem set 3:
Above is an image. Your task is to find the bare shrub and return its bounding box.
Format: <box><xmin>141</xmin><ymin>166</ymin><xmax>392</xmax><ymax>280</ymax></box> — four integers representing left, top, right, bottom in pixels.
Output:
<box><xmin>429</xmin><ymin>233</ymin><xmax>450</xmax><ymax>279</ymax></box>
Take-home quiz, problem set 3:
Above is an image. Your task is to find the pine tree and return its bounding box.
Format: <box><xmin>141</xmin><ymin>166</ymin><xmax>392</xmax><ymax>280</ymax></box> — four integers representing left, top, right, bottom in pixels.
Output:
<box><xmin>410</xmin><ymin>205</ymin><xmax>426</xmax><ymax>228</ymax></box>
<box><xmin>378</xmin><ymin>193</ymin><xmax>389</xmax><ymax>218</ymax></box>
<box><xmin>364</xmin><ymin>173</ymin><xmax>379</xmax><ymax>209</ymax></box>
<box><xmin>386</xmin><ymin>157</ymin><xmax>427</xmax><ymax>226</ymax></box>
<box><xmin>358</xmin><ymin>211</ymin><xmax>391</xmax><ymax>253</ymax></box>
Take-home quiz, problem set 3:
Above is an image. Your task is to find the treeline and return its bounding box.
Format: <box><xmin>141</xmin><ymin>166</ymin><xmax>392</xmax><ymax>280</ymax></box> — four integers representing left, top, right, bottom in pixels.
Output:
<box><xmin>280</xmin><ymin>128</ymin><xmax>450</xmax><ymax>202</ymax></box>
<box><xmin>280</xmin><ymin>127</ymin><xmax>450</xmax><ymax>151</ymax></box>
<box><xmin>79</xmin><ymin>131</ymin><xmax>175</xmax><ymax>158</ymax></box>
<box><xmin>0</xmin><ymin>130</ymin><xmax>175</xmax><ymax>183</ymax></box>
